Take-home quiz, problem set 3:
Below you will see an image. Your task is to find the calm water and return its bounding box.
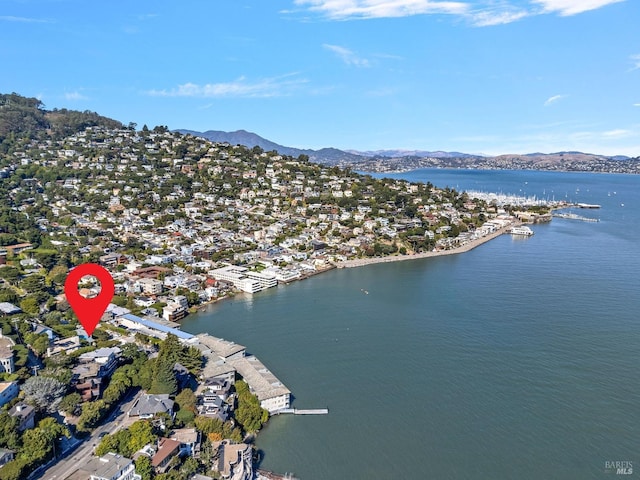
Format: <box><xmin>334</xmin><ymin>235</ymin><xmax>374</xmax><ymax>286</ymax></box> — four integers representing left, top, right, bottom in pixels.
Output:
<box><xmin>181</xmin><ymin>169</ymin><xmax>640</xmax><ymax>479</ymax></box>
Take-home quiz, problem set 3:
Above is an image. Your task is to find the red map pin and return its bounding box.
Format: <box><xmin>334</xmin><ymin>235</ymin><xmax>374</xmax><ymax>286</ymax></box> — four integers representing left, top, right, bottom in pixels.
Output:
<box><xmin>64</xmin><ymin>263</ymin><xmax>115</xmax><ymax>336</ymax></box>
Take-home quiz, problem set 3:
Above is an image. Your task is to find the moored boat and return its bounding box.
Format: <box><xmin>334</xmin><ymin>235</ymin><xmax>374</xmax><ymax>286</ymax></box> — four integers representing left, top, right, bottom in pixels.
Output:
<box><xmin>508</xmin><ymin>225</ymin><xmax>534</xmax><ymax>236</ymax></box>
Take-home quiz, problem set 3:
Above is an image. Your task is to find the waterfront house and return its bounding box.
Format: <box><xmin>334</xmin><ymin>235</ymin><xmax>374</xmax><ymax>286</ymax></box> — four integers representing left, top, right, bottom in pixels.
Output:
<box><xmin>228</xmin><ymin>355</ymin><xmax>291</xmax><ymax>414</ymax></box>
<box><xmin>197</xmin><ymin>390</ymin><xmax>230</xmax><ymax>422</ymax></box>
<box><xmin>211</xmin><ymin>441</ymin><xmax>253</xmax><ymax>480</ymax></box>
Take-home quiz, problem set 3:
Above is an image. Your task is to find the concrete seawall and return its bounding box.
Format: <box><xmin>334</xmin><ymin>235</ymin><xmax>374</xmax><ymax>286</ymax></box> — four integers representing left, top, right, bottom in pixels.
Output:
<box><xmin>336</xmin><ymin>225</ymin><xmax>511</xmax><ymax>269</ymax></box>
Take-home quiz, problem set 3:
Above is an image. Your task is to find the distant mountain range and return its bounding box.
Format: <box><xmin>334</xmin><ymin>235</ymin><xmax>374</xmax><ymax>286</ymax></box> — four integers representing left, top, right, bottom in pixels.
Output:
<box><xmin>176</xmin><ymin>129</ymin><xmax>366</xmax><ymax>165</ymax></box>
<box><xmin>1</xmin><ymin>92</ymin><xmax>636</xmax><ymax>173</ymax></box>
<box><xmin>346</xmin><ymin>149</ymin><xmax>480</xmax><ymax>159</ymax></box>
<box><xmin>176</xmin><ymin>128</ymin><xmax>639</xmax><ymax>174</ymax></box>
<box><xmin>177</xmin><ymin>129</ymin><xmax>485</xmax><ymax>163</ymax></box>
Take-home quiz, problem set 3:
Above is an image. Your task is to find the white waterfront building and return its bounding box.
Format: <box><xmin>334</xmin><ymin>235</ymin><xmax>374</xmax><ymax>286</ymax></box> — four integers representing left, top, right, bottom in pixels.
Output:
<box><xmin>210</xmin><ymin>265</ymin><xmax>277</xmax><ymax>294</ymax></box>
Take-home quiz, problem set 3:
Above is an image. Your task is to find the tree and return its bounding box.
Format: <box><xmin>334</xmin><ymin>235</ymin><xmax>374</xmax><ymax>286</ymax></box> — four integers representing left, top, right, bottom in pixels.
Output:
<box><xmin>34</xmin><ymin>251</ymin><xmax>59</xmax><ymax>270</ymax></box>
<box><xmin>180</xmin><ymin>456</ymin><xmax>200</xmax><ymax>478</ymax></box>
<box><xmin>0</xmin><ymin>288</ymin><xmax>18</xmax><ymax>304</ymax></box>
<box><xmin>0</xmin><ymin>413</ymin><xmax>20</xmax><ymax>450</ymax></box>
<box><xmin>0</xmin><ymin>267</ymin><xmax>20</xmax><ymax>285</ymax></box>
<box><xmin>234</xmin><ymin>380</ymin><xmax>269</xmax><ymax>433</ymax></box>
<box><xmin>33</xmin><ymin>417</ymin><xmax>70</xmax><ymax>460</ymax></box>
<box><xmin>175</xmin><ymin>388</ymin><xmax>196</xmax><ymax>426</ymax></box>
<box><xmin>48</xmin><ymin>265</ymin><xmax>68</xmax><ymax>286</ymax></box>
<box><xmin>77</xmin><ymin>399</ymin><xmax>108</xmax><ymax>432</ymax></box>
<box><xmin>158</xmin><ymin>333</ymin><xmax>182</xmax><ymax>365</ymax></box>
<box><xmin>150</xmin><ymin>356</ymin><xmax>178</xmax><ymax>395</ymax></box>
<box><xmin>95</xmin><ymin>432</ymin><xmax>122</xmax><ymax>457</ymax></box>
<box><xmin>59</xmin><ymin>392</ymin><xmax>82</xmax><ymax>416</ymax></box>
<box><xmin>175</xmin><ymin>388</ymin><xmax>196</xmax><ymax>413</ymax></box>
<box><xmin>120</xmin><ymin>343</ymin><xmax>144</xmax><ymax>362</ymax></box>
<box><xmin>21</xmin><ymin>376</ymin><xmax>67</xmax><ymax>413</ymax></box>
<box><xmin>127</xmin><ymin>420</ymin><xmax>156</xmax><ymax>454</ymax></box>
<box><xmin>0</xmin><ymin>458</ymin><xmax>28</xmax><ymax>480</ymax></box>
<box><xmin>19</xmin><ymin>296</ymin><xmax>39</xmax><ymax>315</ymax></box>
<box><xmin>19</xmin><ymin>274</ymin><xmax>47</xmax><ymax>294</ymax></box>
<box><xmin>20</xmin><ymin>430</ymin><xmax>49</xmax><ymax>464</ymax></box>
<box><xmin>24</xmin><ymin>332</ymin><xmax>49</xmax><ymax>357</ymax></box>
<box><xmin>135</xmin><ymin>455</ymin><xmax>153</xmax><ymax>480</ymax></box>
<box><xmin>136</xmin><ymin>358</ymin><xmax>155</xmax><ymax>391</ymax></box>
<box><xmin>180</xmin><ymin>346</ymin><xmax>203</xmax><ymax>375</ymax></box>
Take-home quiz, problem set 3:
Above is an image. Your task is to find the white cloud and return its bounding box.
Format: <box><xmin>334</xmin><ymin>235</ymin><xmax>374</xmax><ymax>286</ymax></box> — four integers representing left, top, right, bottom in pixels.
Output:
<box><xmin>323</xmin><ymin>44</ymin><xmax>371</xmax><ymax>67</ymax></box>
<box><xmin>630</xmin><ymin>54</ymin><xmax>640</xmax><ymax>71</ymax></box>
<box><xmin>64</xmin><ymin>91</ymin><xmax>88</xmax><ymax>101</ymax></box>
<box><xmin>291</xmin><ymin>0</ymin><xmax>624</xmax><ymax>25</ymax></box>
<box><xmin>602</xmin><ymin>129</ymin><xmax>632</xmax><ymax>138</ymax></box>
<box><xmin>633</xmin><ymin>103</ymin><xmax>640</xmax><ymax>107</ymax></box>
<box><xmin>0</xmin><ymin>15</ymin><xmax>51</xmax><ymax>23</ymax></box>
<box><xmin>470</xmin><ymin>8</ymin><xmax>529</xmax><ymax>26</ymax></box>
<box><xmin>147</xmin><ymin>74</ymin><xmax>307</xmax><ymax>98</ymax></box>
<box><xmin>293</xmin><ymin>0</ymin><xmax>469</xmax><ymax>20</ymax></box>
<box><xmin>544</xmin><ymin>94</ymin><xmax>566</xmax><ymax>106</ymax></box>
<box><xmin>531</xmin><ymin>0</ymin><xmax>625</xmax><ymax>16</ymax></box>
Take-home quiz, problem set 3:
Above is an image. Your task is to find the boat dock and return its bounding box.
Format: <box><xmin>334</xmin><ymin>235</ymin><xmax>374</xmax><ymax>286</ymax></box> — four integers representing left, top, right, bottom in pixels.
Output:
<box><xmin>257</xmin><ymin>469</ymin><xmax>300</xmax><ymax>480</ymax></box>
<box><xmin>552</xmin><ymin>212</ymin><xmax>600</xmax><ymax>222</ymax></box>
<box><xmin>272</xmin><ymin>408</ymin><xmax>329</xmax><ymax>415</ymax></box>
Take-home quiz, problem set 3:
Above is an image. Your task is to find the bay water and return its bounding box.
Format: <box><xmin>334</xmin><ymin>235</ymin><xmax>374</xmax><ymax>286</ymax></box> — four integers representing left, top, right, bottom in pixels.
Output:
<box><xmin>181</xmin><ymin>169</ymin><xmax>640</xmax><ymax>479</ymax></box>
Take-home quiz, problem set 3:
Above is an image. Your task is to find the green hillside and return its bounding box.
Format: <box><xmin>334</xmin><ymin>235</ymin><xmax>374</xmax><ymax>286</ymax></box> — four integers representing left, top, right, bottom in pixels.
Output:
<box><xmin>0</xmin><ymin>92</ymin><xmax>123</xmax><ymax>150</ymax></box>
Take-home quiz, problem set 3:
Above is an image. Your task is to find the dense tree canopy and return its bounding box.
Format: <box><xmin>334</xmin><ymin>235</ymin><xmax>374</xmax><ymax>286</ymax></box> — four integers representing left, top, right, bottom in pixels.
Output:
<box><xmin>21</xmin><ymin>376</ymin><xmax>67</xmax><ymax>413</ymax></box>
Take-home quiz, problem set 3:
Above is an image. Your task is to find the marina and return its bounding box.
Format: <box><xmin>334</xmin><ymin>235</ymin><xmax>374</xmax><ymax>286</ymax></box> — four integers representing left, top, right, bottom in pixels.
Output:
<box><xmin>183</xmin><ymin>169</ymin><xmax>640</xmax><ymax>480</ymax></box>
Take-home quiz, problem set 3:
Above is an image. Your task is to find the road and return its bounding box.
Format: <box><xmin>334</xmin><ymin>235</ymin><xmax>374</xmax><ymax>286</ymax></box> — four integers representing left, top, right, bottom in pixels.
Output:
<box><xmin>36</xmin><ymin>388</ymin><xmax>142</xmax><ymax>480</ymax></box>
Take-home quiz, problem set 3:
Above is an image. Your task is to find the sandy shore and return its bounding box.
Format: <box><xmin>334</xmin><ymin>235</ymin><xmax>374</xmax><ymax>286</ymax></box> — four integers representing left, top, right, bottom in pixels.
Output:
<box><xmin>336</xmin><ymin>225</ymin><xmax>513</xmax><ymax>269</ymax></box>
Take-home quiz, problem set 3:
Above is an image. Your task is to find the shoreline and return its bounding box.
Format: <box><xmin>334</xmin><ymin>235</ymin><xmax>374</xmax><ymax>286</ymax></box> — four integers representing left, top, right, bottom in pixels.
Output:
<box><xmin>185</xmin><ymin>225</ymin><xmax>516</xmax><ymax>317</ymax></box>
<box><xmin>335</xmin><ymin>225</ymin><xmax>512</xmax><ymax>269</ymax></box>
<box><xmin>184</xmin><ymin>223</ymin><xmax>513</xmax><ymax>478</ymax></box>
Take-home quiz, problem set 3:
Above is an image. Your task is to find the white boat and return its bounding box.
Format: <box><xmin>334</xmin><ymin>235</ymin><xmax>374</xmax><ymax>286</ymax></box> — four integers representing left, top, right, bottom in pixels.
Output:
<box><xmin>508</xmin><ymin>226</ymin><xmax>534</xmax><ymax>236</ymax></box>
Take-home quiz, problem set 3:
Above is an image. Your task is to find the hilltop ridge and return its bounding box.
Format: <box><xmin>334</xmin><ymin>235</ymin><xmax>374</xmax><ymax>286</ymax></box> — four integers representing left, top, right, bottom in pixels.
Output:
<box><xmin>1</xmin><ymin>93</ymin><xmax>638</xmax><ymax>173</ymax></box>
<box><xmin>0</xmin><ymin>93</ymin><xmax>123</xmax><ymax>148</ymax></box>
<box><xmin>180</xmin><ymin>128</ymin><xmax>640</xmax><ymax>174</ymax></box>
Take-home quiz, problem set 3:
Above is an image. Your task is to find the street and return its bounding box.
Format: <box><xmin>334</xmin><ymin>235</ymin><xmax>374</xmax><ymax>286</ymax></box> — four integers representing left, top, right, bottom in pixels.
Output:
<box><xmin>36</xmin><ymin>388</ymin><xmax>141</xmax><ymax>480</ymax></box>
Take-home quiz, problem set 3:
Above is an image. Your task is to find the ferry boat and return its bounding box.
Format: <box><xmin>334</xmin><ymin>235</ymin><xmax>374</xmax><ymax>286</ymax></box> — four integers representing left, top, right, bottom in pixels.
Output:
<box><xmin>577</xmin><ymin>203</ymin><xmax>601</xmax><ymax>209</ymax></box>
<box><xmin>508</xmin><ymin>225</ymin><xmax>534</xmax><ymax>236</ymax></box>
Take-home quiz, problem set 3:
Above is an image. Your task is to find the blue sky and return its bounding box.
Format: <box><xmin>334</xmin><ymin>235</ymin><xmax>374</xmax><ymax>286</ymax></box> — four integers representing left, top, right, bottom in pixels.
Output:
<box><xmin>1</xmin><ymin>0</ymin><xmax>638</xmax><ymax>156</ymax></box>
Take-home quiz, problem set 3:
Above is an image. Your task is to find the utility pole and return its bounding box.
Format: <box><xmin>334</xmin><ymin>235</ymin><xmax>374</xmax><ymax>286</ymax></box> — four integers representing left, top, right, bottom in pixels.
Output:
<box><xmin>11</xmin><ymin>318</ymin><xmax>22</xmax><ymax>344</ymax></box>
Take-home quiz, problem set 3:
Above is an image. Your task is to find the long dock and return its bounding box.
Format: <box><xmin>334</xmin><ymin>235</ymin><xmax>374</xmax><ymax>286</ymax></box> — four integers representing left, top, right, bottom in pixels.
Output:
<box><xmin>272</xmin><ymin>408</ymin><xmax>329</xmax><ymax>415</ymax></box>
<box><xmin>552</xmin><ymin>212</ymin><xmax>600</xmax><ymax>222</ymax></box>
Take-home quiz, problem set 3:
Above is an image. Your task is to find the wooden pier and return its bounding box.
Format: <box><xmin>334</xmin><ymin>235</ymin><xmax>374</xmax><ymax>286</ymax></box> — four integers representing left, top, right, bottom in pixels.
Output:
<box><xmin>272</xmin><ymin>408</ymin><xmax>329</xmax><ymax>415</ymax></box>
<box><xmin>552</xmin><ymin>212</ymin><xmax>600</xmax><ymax>222</ymax></box>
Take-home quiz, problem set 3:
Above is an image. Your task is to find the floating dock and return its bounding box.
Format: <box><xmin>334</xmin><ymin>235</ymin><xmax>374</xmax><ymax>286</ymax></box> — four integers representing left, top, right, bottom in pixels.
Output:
<box><xmin>552</xmin><ymin>212</ymin><xmax>600</xmax><ymax>222</ymax></box>
<box><xmin>272</xmin><ymin>408</ymin><xmax>329</xmax><ymax>415</ymax></box>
